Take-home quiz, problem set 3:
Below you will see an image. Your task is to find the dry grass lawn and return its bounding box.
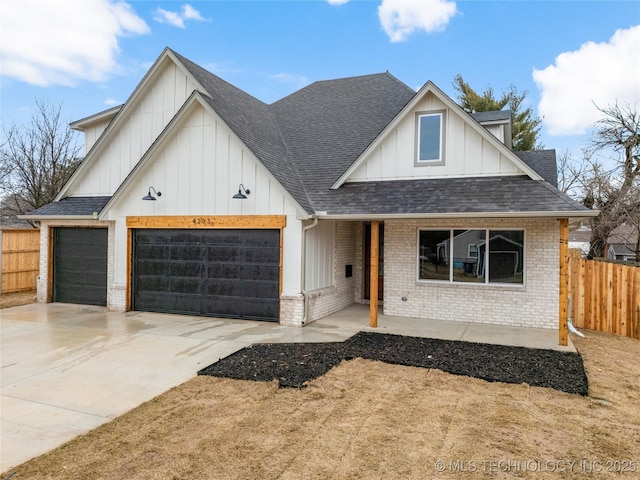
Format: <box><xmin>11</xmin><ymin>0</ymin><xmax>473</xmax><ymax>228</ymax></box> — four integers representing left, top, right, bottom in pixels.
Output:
<box><xmin>3</xmin><ymin>331</ymin><xmax>639</xmax><ymax>479</ymax></box>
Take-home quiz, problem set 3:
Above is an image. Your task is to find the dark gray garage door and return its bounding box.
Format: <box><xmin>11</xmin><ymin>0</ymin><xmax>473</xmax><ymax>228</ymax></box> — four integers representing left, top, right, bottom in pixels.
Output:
<box><xmin>132</xmin><ymin>229</ymin><xmax>280</xmax><ymax>322</ymax></box>
<box><xmin>53</xmin><ymin>227</ymin><xmax>108</xmax><ymax>305</ymax></box>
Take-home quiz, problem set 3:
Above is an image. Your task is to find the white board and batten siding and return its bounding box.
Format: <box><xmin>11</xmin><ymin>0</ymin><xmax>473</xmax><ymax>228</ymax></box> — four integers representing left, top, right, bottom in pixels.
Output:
<box><xmin>107</xmin><ymin>102</ymin><xmax>303</xmax><ymax>291</ymax></box>
<box><xmin>69</xmin><ymin>60</ymin><xmax>200</xmax><ymax>197</ymax></box>
<box><xmin>109</xmin><ymin>103</ymin><xmax>299</xmax><ymax>218</ymax></box>
<box><xmin>81</xmin><ymin>117</ymin><xmax>113</xmax><ymax>155</ymax></box>
<box><xmin>305</xmin><ymin>220</ymin><xmax>335</xmax><ymax>291</ymax></box>
<box><xmin>347</xmin><ymin>92</ymin><xmax>522</xmax><ymax>182</ymax></box>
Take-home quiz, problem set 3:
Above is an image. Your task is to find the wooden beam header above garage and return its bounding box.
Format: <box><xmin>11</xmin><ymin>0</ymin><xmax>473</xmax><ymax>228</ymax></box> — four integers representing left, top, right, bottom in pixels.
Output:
<box><xmin>126</xmin><ymin>215</ymin><xmax>286</xmax><ymax>229</ymax></box>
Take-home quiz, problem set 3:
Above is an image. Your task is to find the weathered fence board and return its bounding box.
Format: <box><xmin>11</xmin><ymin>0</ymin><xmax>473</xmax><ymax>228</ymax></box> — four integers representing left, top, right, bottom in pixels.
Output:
<box><xmin>569</xmin><ymin>250</ymin><xmax>640</xmax><ymax>340</ymax></box>
<box><xmin>1</xmin><ymin>229</ymin><xmax>40</xmax><ymax>293</ymax></box>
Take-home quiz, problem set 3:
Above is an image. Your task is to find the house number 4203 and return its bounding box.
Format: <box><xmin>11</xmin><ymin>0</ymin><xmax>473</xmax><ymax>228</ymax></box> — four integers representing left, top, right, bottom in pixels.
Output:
<box><xmin>192</xmin><ymin>217</ymin><xmax>214</xmax><ymax>225</ymax></box>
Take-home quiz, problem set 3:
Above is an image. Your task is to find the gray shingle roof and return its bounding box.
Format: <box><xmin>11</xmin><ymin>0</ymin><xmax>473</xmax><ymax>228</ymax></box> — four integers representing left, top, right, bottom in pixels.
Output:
<box><xmin>471</xmin><ymin>110</ymin><xmax>512</xmax><ymax>123</ymax></box>
<box><xmin>516</xmin><ymin>150</ymin><xmax>558</xmax><ymax>187</ymax></box>
<box><xmin>270</xmin><ymin>73</ymin><xmax>415</xmax><ymax>206</ymax></box>
<box><xmin>609</xmin><ymin>243</ymin><xmax>635</xmax><ymax>256</ymax></box>
<box><xmin>175</xmin><ymin>55</ymin><xmax>574</xmax><ymax>217</ymax></box>
<box><xmin>28</xmin><ymin>51</ymin><xmax>586</xmax><ymax>219</ymax></box>
<box><xmin>27</xmin><ymin>196</ymin><xmax>111</xmax><ymax>216</ymax></box>
<box><xmin>175</xmin><ymin>50</ymin><xmax>415</xmax><ymax>214</ymax></box>
<box><xmin>173</xmin><ymin>51</ymin><xmax>313</xmax><ymax>213</ymax></box>
<box><xmin>313</xmin><ymin>176</ymin><xmax>590</xmax><ymax>216</ymax></box>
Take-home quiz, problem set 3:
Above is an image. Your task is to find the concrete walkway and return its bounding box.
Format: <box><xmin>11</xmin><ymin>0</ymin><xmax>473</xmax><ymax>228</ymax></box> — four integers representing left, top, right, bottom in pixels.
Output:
<box><xmin>317</xmin><ymin>304</ymin><xmax>576</xmax><ymax>353</ymax></box>
<box><xmin>1</xmin><ymin>302</ymin><xmax>574</xmax><ymax>471</ymax></box>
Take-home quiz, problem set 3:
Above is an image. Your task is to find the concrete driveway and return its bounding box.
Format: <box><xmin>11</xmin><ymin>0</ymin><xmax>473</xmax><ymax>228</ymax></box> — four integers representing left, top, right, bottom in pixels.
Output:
<box><xmin>1</xmin><ymin>303</ymin><xmax>355</xmax><ymax>472</ymax></box>
<box><xmin>1</xmin><ymin>302</ymin><xmax>573</xmax><ymax>472</ymax></box>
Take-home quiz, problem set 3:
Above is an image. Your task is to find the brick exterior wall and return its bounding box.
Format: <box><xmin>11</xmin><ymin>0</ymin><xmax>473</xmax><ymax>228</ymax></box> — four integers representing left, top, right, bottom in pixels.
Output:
<box><xmin>354</xmin><ymin>223</ymin><xmax>364</xmax><ymax>304</ymax></box>
<box><xmin>37</xmin><ymin>217</ymin><xmax>559</xmax><ymax>330</ymax></box>
<box><xmin>382</xmin><ymin>218</ymin><xmax>560</xmax><ymax>329</ymax></box>
<box><xmin>279</xmin><ymin>293</ymin><xmax>305</xmax><ymax>326</ymax></box>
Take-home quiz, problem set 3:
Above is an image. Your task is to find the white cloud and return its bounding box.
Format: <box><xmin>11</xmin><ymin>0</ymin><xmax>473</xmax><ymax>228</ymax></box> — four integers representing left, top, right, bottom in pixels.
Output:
<box><xmin>0</xmin><ymin>0</ymin><xmax>149</xmax><ymax>87</ymax></box>
<box><xmin>271</xmin><ymin>73</ymin><xmax>311</xmax><ymax>89</ymax></box>
<box><xmin>533</xmin><ymin>25</ymin><xmax>640</xmax><ymax>136</ymax></box>
<box><xmin>153</xmin><ymin>4</ymin><xmax>209</xmax><ymax>29</ymax></box>
<box><xmin>104</xmin><ymin>98</ymin><xmax>122</xmax><ymax>107</ymax></box>
<box><xmin>378</xmin><ymin>0</ymin><xmax>457</xmax><ymax>42</ymax></box>
<box><xmin>154</xmin><ymin>7</ymin><xmax>185</xmax><ymax>28</ymax></box>
<box><xmin>182</xmin><ymin>4</ymin><xmax>206</xmax><ymax>21</ymax></box>
<box><xmin>327</xmin><ymin>0</ymin><xmax>350</xmax><ymax>5</ymax></box>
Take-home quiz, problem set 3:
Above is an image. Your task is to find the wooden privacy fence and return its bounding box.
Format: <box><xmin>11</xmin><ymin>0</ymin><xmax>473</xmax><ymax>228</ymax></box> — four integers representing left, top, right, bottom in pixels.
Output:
<box><xmin>0</xmin><ymin>229</ymin><xmax>40</xmax><ymax>294</ymax></box>
<box><xmin>568</xmin><ymin>250</ymin><xmax>640</xmax><ymax>340</ymax></box>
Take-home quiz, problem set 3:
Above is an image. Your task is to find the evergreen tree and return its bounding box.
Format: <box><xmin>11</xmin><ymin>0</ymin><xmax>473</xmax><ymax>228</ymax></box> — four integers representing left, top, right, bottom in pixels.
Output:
<box><xmin>453</xmin><ymin>74</ymin><xmax>543</xmax><ymax>151</ymax></box>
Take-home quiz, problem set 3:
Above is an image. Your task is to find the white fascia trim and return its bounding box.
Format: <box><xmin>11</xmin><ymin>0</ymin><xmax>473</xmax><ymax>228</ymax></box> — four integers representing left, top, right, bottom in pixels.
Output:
<box><xmin>478</xmin><ymin>119</ymin><xmax>510</xmax><ymax>126</ymax></box>
<box><xmin>69</xmin><ymin>105</ymin><xmax>122</xmax><ymax>131</ymax></box>
<box><xmin>314</xmin><ymin>210</ymin><xmax>600</xmax><ymax>221</ymax></box>
<box><xmin>17</xmin><ymin>215</ymin><xmax>95</xmax><ymax>221</ymax></box>
<box><xmin>340</xmin><ymin>171</ymin><xmax>525</xmax><ymax>183</ymax></box>
<box><xmin>331</xmin><ymin>81</ymin><xmax>543</xmax><ymax>189</ymax></box>
<box><xmin>56</xmin><ymin>48</ymin><xmax>206</xmax><ymax>201</ymax></box>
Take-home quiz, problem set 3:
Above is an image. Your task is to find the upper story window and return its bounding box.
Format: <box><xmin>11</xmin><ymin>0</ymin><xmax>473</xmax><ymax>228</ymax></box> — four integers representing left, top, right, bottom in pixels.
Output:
<box><xmin>416</xmin><ymin>110</ymin><xmax>446</xmax><ymax>165</ymax></box>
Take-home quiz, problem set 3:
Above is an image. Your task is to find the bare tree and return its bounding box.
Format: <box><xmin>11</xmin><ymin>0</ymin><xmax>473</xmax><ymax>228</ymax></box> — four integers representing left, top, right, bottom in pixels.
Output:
<box><xmin>1</xmin><ymin>100</ymin><xmax>81</xmax><ymax>221</ymax></box>
<box><xmin>556</xmin><ymin>149</ymin><xmax>586</xmax><ymax>197</ymax></box>
<box><xmin>581</xmin><ymin>103</ymin><xmax>640</xmax><ymax>259</ymax></box>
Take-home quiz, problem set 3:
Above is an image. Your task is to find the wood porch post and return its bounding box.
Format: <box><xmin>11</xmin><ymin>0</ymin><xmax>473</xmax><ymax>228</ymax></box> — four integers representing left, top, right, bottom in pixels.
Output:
<box><xmin>559</xmin><ymin>218</ymin><xmax>569</xmax><ymax>346</ymax></box>
<box><xmin>369</xmin><ymin>220</ymin><xmax>379</xmax><ymax>328</ymax></box>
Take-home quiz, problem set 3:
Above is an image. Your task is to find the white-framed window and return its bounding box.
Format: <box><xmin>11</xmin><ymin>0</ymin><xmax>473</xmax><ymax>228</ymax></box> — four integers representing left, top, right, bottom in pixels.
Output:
<box><xmin>416</xmin><ymin>110</ymin><xmax>446</xmax><ymax>165</ymax></box>
<box><xmin>417</xmin><ymin>228</ymin><xmax>525</xmax><ymax>285</ymax></box>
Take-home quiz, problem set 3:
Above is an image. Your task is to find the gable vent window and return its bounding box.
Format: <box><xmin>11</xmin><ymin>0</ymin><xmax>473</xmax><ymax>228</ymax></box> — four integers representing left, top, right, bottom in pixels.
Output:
<box><xmin>416</xmin><ymin>110</ymin><xmax>446</xmax><ymax>165</ymax></box>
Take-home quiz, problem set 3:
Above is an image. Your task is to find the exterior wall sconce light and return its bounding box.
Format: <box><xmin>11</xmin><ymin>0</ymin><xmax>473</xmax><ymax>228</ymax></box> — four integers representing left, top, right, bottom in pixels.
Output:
<box><xmin>142</xmin><ymin>186</ymin><xmax>162</xmax><ymax>201</ymax></box>
<box><xmin>233</xmin><ymin>184</ymin><xmax>251</xmax><ymax>199</ymax></box>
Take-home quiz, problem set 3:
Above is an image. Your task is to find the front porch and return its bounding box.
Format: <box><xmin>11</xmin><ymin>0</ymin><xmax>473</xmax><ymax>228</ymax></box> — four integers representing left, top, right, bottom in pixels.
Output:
<box><xmin>301</xmin><ymin>218</ymin><xmax>570</xmax><ymax>347</ymax></box>
<box><xmin>304</xmin><ymin>304</ymin><xmax>576</xmax><ymax>353</ymax></box>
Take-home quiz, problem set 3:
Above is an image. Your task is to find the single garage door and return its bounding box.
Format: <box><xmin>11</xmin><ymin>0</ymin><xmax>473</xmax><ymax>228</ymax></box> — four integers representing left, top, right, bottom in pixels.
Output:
<box><xmin>132</xmin><ymin>229</ymin><xmax>280</xmax><ymax>322</ymax></box>
<box><xmin>53</xmin><ymin>227</ymin><xmax>108</xmax><ymax>305</ymax></box>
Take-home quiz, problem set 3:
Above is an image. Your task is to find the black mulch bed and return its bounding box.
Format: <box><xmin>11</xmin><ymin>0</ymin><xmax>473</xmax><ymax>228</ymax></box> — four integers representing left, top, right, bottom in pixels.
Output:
<box><xmin>198</xmin><ymin>332</ymin><xmax>588</xmax><ymax>395</ymax></box>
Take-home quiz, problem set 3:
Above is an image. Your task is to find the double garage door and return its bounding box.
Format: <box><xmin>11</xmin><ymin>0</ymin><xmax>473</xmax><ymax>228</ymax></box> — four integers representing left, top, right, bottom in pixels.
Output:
<box><xmin>53</xmin><ymin>227</ymin><xmax>280</xmax><ymax>322</ymax></box>
<box><xmin>132</xmin><ymin>229</ymin><xmax>280</xmax><ymax>322</ymax></box>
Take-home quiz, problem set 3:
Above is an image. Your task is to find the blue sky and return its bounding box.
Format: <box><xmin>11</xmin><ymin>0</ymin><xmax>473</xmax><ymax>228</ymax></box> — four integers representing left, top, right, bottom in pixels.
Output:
<box><xmin>1</xmin><ymin>0</ymin><xmax>639</xmax><ymax>160</ymax></box>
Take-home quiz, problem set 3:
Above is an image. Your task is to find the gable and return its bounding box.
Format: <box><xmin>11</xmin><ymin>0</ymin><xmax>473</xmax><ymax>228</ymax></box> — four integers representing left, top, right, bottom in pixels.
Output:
<box><xmin>345</xmin><ymin>90</ymin><xmax>525</xmax><ymax>183</ymax></box>
<box><xmin>59</xmin><ymin>50</ymin><xmax>202</xmax><ymax>198</ymax></box>
<box><xmin>70</xmin><ymin>105</ymin><xmax>121</xmax><ymax>154</ymax></box>
<box><xmin>103</xmin><ymin>98</ymin><xmax>303</xmax><ymax>220</ymax></box>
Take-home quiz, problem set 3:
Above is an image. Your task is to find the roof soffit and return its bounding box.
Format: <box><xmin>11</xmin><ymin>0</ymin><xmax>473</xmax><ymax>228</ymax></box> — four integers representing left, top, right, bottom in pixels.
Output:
<box><xmin>331</xmin><ymin>81</ymin><xmax>543</xmax><ymax>189</ymax></box>
<box><xmin>69</xmin><ymin>105</ymin><xmax>122</xmax><ymax>131</ymax></box>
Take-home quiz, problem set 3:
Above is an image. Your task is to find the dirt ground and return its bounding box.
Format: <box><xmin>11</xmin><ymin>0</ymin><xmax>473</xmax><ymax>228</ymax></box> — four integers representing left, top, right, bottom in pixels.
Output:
<box><xmin>0</xmin><ymin>290</ymin><xmax>36</xmax><ymax>309</ymax></box>
<box><xmin>3</xmin><ymin>331</ymin><xmax>639</xmax><ymax>480</ymax></box>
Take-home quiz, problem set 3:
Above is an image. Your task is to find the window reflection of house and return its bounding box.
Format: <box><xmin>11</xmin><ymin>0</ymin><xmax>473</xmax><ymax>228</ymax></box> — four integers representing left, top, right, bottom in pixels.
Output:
<box><xmin>421</xmin><ymin>229</ymin><xmax>524</xmax><ymax>284</ymax></box>
<box><xmin>477</xmin><ymin>233</ymin><xmax>524</xmax><ymax>282</ymax></box>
